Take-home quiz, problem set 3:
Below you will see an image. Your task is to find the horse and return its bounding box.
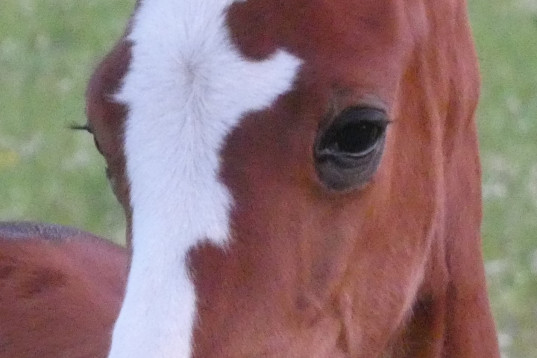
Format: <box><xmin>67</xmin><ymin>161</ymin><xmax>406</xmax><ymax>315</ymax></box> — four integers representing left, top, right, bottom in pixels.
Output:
<box><xmin>0</xmin><ymin>0</ymin><xmax>501</xmax><ymax>357</ymax></box>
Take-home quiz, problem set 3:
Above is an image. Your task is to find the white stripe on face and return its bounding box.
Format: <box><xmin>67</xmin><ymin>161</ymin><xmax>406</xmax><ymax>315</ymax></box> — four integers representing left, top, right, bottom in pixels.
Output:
<box><xmin>108</xmin><ymin>0</ymin><xmax>301</xmax><ymax>357</ymax></box>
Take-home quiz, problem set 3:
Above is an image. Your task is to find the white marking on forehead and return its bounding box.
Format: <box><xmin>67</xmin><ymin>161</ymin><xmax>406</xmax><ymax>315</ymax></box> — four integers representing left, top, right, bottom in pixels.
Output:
<box><xmin>107</xmin><ymin>0</ymin><xmax>300</xmax><ymax>357</ymax></box>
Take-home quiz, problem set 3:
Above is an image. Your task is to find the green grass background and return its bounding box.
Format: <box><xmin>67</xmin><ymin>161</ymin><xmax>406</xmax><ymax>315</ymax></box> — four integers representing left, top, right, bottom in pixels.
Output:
<box><xmin>1</xmin><ymin>1</ymin><xmax>535</xmax><ymax>357</ymax></box>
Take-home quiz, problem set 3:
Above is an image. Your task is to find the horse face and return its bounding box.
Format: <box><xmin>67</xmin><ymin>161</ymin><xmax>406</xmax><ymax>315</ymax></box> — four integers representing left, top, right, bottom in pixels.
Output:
<box><xmin>87</xmin><ymin>0</ymin><xmax>489</xmax><ymax>357</ymax></box>
<box><xmin>190</xmin><ymin>2</ymin><xmax>433</xmax><ymax>356</ymax></box>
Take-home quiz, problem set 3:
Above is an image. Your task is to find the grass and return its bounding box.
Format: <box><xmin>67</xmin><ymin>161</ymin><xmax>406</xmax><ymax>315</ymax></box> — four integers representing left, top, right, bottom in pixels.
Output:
<box><xmin>469</xmin><ymin>1</ymin><xmax>537</xmax><ymax>356</ymax></box>
<box><xmin>0</xmin><ymin>0</ymin><xmax>131</xmax><ymax>242</ymax></box>
<box><xmin>0</xmin><ymin>0</ymin><xmax>535</xmax><ymax>357</ymax></box>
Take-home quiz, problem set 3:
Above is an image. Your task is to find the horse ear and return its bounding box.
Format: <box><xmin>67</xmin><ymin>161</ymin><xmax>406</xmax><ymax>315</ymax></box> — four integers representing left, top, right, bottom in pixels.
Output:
<box><xmin>86</xmin><ymin>37</ymin><xmax>133</xmax><ymax>243</ymax></box>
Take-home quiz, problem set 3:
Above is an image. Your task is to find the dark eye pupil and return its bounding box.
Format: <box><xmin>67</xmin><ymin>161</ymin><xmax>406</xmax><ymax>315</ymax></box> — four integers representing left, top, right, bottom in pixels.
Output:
<box><xmin>330</xmin><ymin>122</ymin><xmax>380</xmax><ymax>154</ymax></box>
<box><xmin>314</xmin><ymin>106</ymin><xmax>388</xmax><ymax>190</ymax></box>
<box><xmin>316</xmin><ymin>106</ymin><xmax>389</xmax><ymax>165</ymax></box>
<box><xmin>317</xmin><ymin>107</ymin><xmax>388</xmax><ymax>158</ymax></box>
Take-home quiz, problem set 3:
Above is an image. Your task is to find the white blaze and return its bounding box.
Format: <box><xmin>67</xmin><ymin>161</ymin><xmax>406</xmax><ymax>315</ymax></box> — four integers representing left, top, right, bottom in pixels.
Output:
<box><xmin>108</xmin><ymin>0</ymin><xmax>300</xmax><ymax>357</ymax></box>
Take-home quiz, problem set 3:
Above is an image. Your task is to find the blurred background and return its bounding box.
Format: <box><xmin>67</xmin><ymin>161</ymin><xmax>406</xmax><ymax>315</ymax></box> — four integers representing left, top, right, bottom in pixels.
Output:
<box><xmin>0</xmin><ymin>0</ymin><xmax>535</xmax><ymax>357</ymax></box>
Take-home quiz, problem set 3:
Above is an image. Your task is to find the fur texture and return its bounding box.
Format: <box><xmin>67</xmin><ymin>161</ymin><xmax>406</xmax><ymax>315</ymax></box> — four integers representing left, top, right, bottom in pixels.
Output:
<box><xmin>109</xmin><ymin>0</ymin><xmax>300</xmax><ymax>356</ymax></box>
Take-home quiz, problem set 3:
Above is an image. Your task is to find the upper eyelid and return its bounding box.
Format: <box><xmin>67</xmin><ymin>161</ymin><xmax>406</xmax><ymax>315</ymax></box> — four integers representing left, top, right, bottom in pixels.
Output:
<box><xmin>336</xmin><ymin>106</ymin><xmax>392</xmax><ymax>125</ymax></box>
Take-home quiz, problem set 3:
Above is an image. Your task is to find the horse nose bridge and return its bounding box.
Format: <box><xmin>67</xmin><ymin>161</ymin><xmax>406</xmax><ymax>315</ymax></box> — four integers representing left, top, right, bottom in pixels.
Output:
<box><xmin>189</xmin><ymin>242</ymin><xmax>349</xmax><ymax>357</ymax></box>
<box><xmin>187</xmin><ymin>187</ymin><xmax>358</xmax><ymax>345</ymax></box>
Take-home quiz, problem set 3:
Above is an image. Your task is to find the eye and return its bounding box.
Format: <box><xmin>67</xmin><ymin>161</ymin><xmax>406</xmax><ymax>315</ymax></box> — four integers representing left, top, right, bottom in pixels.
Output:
<box><xmin>317</xmin><ymin>107</ymin><xmax>387</xmax><ymax>159</ymax></box>
<box><xmin>314</xmin><ymin>107</ymin><xmax>389</xmax><ymax>191</ymax></box>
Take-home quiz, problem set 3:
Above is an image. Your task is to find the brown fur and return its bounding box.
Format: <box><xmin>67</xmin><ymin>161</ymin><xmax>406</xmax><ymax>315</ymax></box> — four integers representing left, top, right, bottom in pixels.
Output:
<box><xmin>188</xmin><ymin>1</ymin><xmax>499</xmax><ymax>356</ymax></box>
<box><xmin>0</xmin><ymin>223</ymin><xmax>127</xmax><ymax>358</ymax></box>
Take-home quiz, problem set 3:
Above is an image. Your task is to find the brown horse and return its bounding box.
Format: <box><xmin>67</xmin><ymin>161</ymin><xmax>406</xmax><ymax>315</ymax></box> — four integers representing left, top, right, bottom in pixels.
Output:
<box><xmin>0</xmin><ymin>0</ymin><xmax>500</xmax><ymax>357</ymax></box>
<box><xmin>0</xmin><ymin>222</ymin><xmax>127</xmax><ymax>357</ymax></box>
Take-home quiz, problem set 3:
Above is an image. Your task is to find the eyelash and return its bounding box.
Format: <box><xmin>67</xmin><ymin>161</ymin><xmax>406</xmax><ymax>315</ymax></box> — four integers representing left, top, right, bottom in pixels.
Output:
<box><xmin>69</xmin><ymin>123</ymin><xmax>93</xmax><ymax>134</ymax></box>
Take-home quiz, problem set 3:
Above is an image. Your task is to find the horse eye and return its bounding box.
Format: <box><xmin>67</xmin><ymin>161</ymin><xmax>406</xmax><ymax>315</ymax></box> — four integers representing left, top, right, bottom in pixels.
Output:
<box><xmin>317</xmin><ymin>107</ymin><xmax>387</xmax><ymax>158</ymax></box>
<box><xmin>314</xmin><ymin>107</ymin><xmax>389</xmax><ymax>191</ymax></box>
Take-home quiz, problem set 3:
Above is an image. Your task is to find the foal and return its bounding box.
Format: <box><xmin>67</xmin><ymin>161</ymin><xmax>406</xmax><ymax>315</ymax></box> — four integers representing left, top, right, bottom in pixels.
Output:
<box><xmin>1</xmin><ymin>0</ymin><xmax>500</xmax><ymax>357</ymax></box>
